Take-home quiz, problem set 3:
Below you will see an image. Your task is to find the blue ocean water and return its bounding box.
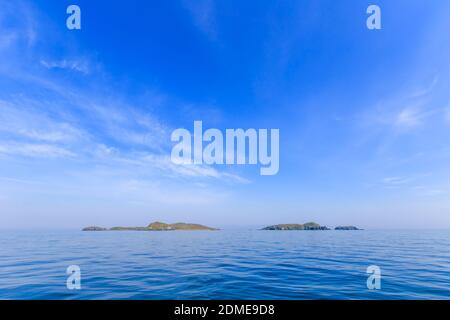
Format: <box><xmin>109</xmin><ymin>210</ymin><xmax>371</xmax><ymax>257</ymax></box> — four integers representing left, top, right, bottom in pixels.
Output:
<box><xmin>0</xmin><ymin>230</ymin><xmax>449</xmax><ymax>299</ymax></box>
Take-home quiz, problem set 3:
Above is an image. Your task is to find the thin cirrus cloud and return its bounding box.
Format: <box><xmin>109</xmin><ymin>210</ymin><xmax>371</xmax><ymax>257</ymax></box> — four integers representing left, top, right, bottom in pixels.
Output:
<box><xmin>2</xmin><ymin>0</ymin><xmax>450</xmax><ymax>228</ymax></box>
<box><xmin>382</xmin><ymin>176</ymin><xmax>411</xmax><ymax>186</ymax></box>
<box><xmin>395</xmin><ymin>105</ymin><xmax>436</xmax><ymax>129</ymax></box>
<box><xmin>0</xmin><ymin>87</ymin><xmax>249</xmax><ymax>183</ymax></box>
<box><xmin>0</xmin><ymin>31</ymin><xmax>18</xmax><ymax>49</ymax></box>
<box><xmin>40</xmin><ymin>59</ymin><xmax>91</xmax><ymax>75</ymax></box>
<box><xmin>0</xmin><ymin>142</ymin><xmax>76</xmax><ymax>158</ymax></box>
<box><xmin>182</xmin><ymin>0</ymin><xmax>217</xmax><ymax>40</ymax></box>
<box><xmin>0</xmin><ymin>0</ymin><xmax>36</xmax><ymax>50</ymax></box>
<box><xmin>0</xmin><ymin>99</ymin><xmax>85</xmax><ymax>143</ymax></box>
<box><xmin>359</xmin><ymin>76</ymin><xmax>444</xmax><ymax>133</ymax></box>
<box><xmin>0</xmin><ymin>1</ymin><xmax>249</xmax><ymax>189</ymax></box>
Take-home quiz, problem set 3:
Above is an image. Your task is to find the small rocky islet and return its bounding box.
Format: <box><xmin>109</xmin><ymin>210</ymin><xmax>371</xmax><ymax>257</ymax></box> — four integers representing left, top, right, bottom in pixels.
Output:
<box><xmin>261</xmin><ymin>222</ymin><xmax>362</xmax><ymax>231</ymax></box>
<box><xmin>83</xmin><ymin>221</ymin><xmax>218</xmax><ymax>231</ymax></box>
<box><xmin>334</xmin><ymin>226</ymin><xmax>362</xmax><ymax>230</ymax></box>
<box><xmin>262</xmin><ymin>222</ymin><xmax>329</xmax><ymax>230</ymax></box>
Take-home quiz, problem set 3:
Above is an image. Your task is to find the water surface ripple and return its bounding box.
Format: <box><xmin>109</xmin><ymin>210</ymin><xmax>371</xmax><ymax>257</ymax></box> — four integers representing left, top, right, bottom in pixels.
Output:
<box><xmin>0</xmin><ymin>230</ymin><xmax>449</xmax><ymax>299</ymax></box>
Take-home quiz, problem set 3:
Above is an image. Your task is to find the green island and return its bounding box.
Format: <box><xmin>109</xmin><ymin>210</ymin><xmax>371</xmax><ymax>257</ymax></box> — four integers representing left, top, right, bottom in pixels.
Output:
<box><xmin>262</xmin><ymin>222</ymin><xmax>361</xmax><ymax>231</ymax></box>
<box><xmin>262</xmin><ymin>222</ymin><xmax>329</xmax><ymax>230</ymax></box>
<box><xmin>83</xmin><ymin>221</ymin><xmax>218</xmax><ymax>231</ymax></box>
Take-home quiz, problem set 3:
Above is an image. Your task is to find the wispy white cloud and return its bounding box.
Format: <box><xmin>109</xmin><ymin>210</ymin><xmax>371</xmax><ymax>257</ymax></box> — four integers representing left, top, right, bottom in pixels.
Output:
<box><xmin>182</xmin><ymin>0</ymin><xmax>217</xmax><ymax>40</ymax></box>
<box><xmin>359</xmin><ymin>75</ymin><xmax>445</xmax><ymax>134</ymax></box>
<box><xmin>115</xmin><ymin>178</ymin><xmax>230</xmax><ymax>206</ymax></box>
<box><xmin>0</xmin><ymin>84</ymin><xmax>249</xmax><ymax>184</ymax></box>
<box><xmin>0</xmin><ymin>31</ymin><xmax>18</xmax><ymax>49</ymax></box>
<box><xmin>0</xmin><ymin>142</ymin><xmax>76</xmax><ymax>158</ymax></box>
<box><xmin>140</xmin><ymin>154</ymin><xmax>250</xmax><ymax>183</ymax></box>
<box><xmin>395</xmin><ymin>107</ymin><xmax>421</xmax><ymax>127</ymax></box>
<box><xmin>409</xmin><ymin>75</ymin><xmax>439</xmax><ymax>98</ymax></box>
<box><xmin>0</xmin><ymin>0</ymin><xmax>251</xmax><ymax>230</ymax></box>
<box><xmin>380</xmin><ymin>173</ymin><xmax>436</xmax><ymax>193</ymax></box>
<box><xmin>0</xmin><ymin>99</ymin><xmax>85</xmax><ymax>143</ymax></box>
<box><xmin>0</xmin><ymin>0</ymin><xmax>37</xmax><ymax>50</ymax></box>
<box><xmin>89</xmin><ymin>150</ymin><xmax>250</xmax><ymax>184</ymax></box>
<box><xmin>394</xmin><ymin>106</ymin><xmax>437</xmax><ymax>128</ymax></box>
<box><xmin>40</xmin><ymin>59</ymin><xmax>90</xmax><ymax>74</ymax></box>
<box><xmin>86</xmin><ymin>101</ymin><xmax>169</xmax><ymax>152</ymax></box>
<box><xmin>382</xmin><ymin>176</ymin><xmax>411</xmax><ymax>186</ymax></box>
<box><xmin>413</xmin><ymin>185</ymin><xmax>447</xmax><ymax>197</ymax></box>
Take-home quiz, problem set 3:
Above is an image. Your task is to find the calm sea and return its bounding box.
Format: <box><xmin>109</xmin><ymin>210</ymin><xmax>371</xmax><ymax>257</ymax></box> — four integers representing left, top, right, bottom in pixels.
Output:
<box><xmin>0</xmin><ymin>230</ymin><xmax>449</xmax><ymax>299</ymax></box>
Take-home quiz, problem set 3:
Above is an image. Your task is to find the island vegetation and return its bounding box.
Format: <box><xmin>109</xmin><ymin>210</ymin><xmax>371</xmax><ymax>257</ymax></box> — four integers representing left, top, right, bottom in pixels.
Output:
<box><xmin>262</xmin><ymin>222</ymin><xmax>329</xmax><ymax>230</ymax></box>
<box><xmin>83</xmin><ymin>221</ymin><xmax>362</xmax><ymax>232</ymax></box>
<box><xmin>262</xmin><ymin>222</ymin><xmax>362</xmax><ymax>231</ymax></box>
<box><xmin>334</xmin><ymin>226</ymin><xmax>362</xmax><ymax>230</ymax></box>
<box><xmin>82</xmin><ymin>226</ymin><xmax>108</xmax><ymax>231</ymax></box>
<box><xmin>83</xmin><ymin>221</ymin><xmax>218</xmax><ymax>231</ymax></box>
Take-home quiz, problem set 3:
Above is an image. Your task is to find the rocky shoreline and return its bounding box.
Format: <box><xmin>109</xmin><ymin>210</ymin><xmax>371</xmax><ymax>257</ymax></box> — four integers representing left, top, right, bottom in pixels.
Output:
<box><xmin>83</xmin><ymin>221</ymin><xmax>218</xmax><ymax>231</ymax></box>
<box><xmin>83</xmin><ymin>221</ymin><xmax>361</xmax><ymax>231</ymax></box>
<box><xmin>262</xmin><ymin>222</ymin><xmax>361</xmax><ymax>231</ymax></box>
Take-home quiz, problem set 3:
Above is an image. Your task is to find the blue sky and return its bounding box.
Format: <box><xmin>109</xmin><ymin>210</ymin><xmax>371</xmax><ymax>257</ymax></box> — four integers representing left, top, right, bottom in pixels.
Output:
<box><xmin>1</xmin><ymin>0</ymin><xmax>450</xmax><ymax>229</ymax></box>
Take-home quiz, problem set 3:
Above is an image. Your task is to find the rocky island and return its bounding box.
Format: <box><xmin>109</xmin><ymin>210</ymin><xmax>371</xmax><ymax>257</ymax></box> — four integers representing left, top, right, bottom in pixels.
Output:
<box><xmin>83</xmin><ymin>221</ymin><xmax>218</xmax><ymax>231</ymax></box>
<box><xmin>334</xmin><ymin>226</ymin><xmax>362</xmax><ymax>230</ymax></box>
<box><xmin>82</xmin><ymin>226</ymin><xmax>108</xmax><ymax>231</ymax></box>
<box><xmin>262</xmin><ymin>222</ymin><xmax>330</xmax><ymax>230</ymax></box>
